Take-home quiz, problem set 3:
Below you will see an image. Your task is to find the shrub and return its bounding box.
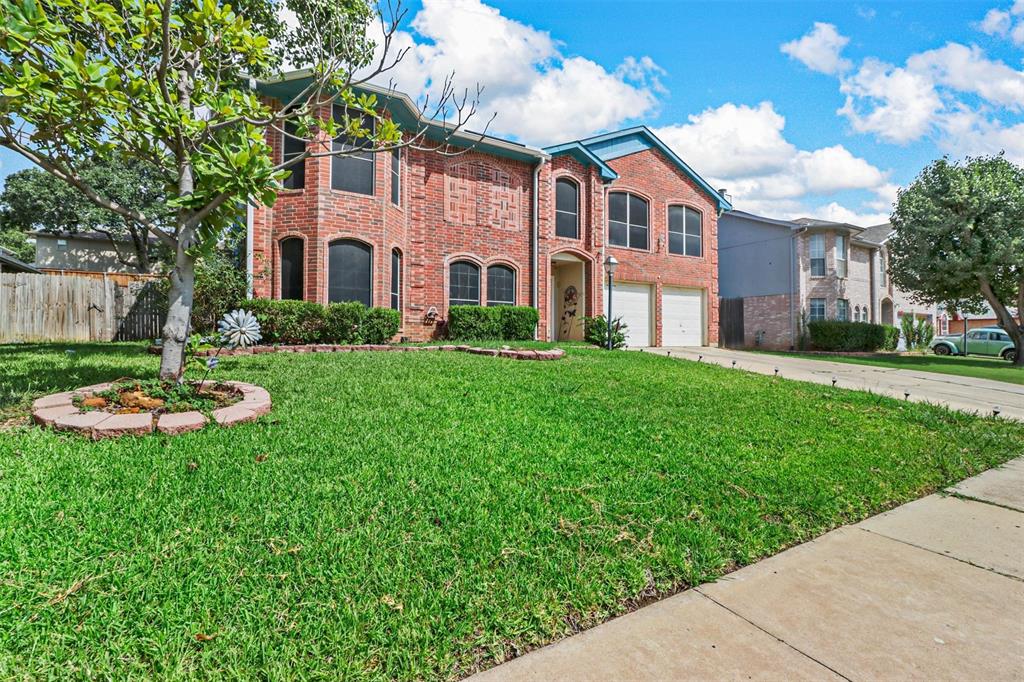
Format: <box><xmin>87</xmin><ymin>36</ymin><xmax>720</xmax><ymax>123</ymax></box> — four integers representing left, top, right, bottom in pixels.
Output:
<box><xmin>324</xmin><ymin>302</ymin><xmax>364</xmax><ymax>344</ymax></box>
<box><xmin>152</xmin><ymin>251</ymin><xmax>247</xmax><ymax>334</ymax></box>
<box><xmin>900</xmin><ymin>314</ymin><xmax>916</xmax><ymax>350</ymax></box>
<box><xmin>497</xmin><ymin>306</ymin><xmax>539</xmax><ymax>341</ymax></box>
<box><xmin>446</xmin><ymin>306</ymin><xmax>503</xmax><ymax>340</ymax></box>
<box><xmin>361</xmin><ymin>307</ymin><xmax>401</xmax><ymax>344</ymax></box>
<box><xmin>247</xmin><ymin>299</ymin><xmax>326</xmax><ymax>345</ymax></box>
<box><xmin>882</xmin><ymin>324</ymin><xmax>900</xmax><ymax>351</ymax></box>
<box><xmin>583</xmin><ymin>315</ymin><xmax>628</xmax><ymax>349</ymax></box>
<box><xmin>808</xmin><ymin>320</ymin><xmax>886</xmax><ymax>352</ymax></box>
<box><xmin>915</xmin><ymin>318</ymin><xmax>934</xmax><ymax>349</ymax></box>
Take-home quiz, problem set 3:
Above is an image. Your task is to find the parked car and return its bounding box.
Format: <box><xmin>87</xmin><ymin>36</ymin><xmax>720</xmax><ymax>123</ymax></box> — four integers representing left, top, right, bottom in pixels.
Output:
<box><xmin>929</xmin><ymin>326</ymin><xmax>1018</xmax><ymax>362</ymax></box>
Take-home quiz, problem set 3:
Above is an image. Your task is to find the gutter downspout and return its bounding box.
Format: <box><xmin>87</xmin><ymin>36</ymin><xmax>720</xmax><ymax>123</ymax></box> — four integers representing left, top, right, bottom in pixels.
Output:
<box><xmin>790</xmin><ymin>227</ymin><xmax>807</xmax><ymax>349</ymax></box>
<box><xmin>245</xmin><ymin>203</ymin><xmax>254</xmax><ymax>299</ymax></box>
<box><xmin>869</xmin><ymin>247</ymin><xmax>877</xmax><ymax>323</ymax></box>
<box><xmin>531</xmin><ymin>158</ymin><xmax>545</xmax><ymax>338</ymax></box>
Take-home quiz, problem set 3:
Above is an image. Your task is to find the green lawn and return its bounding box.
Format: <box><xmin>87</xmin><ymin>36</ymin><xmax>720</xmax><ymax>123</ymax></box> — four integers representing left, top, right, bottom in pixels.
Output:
<box><xmin>757</xmin><ymin>350</ymin><xmax>1024</xmax><ymax>385</ymax></box>
<box><xmin>1</xmin><ymin>343</ymin><xmax>1022</xmax><ymax>680</ymax></box>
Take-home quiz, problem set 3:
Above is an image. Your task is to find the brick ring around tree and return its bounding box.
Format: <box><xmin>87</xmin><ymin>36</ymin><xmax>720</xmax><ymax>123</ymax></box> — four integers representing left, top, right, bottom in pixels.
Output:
<box><xmin>31</xmin><ymin>381</ymin><xmax>272</xmax><ymax>439</ymax></box>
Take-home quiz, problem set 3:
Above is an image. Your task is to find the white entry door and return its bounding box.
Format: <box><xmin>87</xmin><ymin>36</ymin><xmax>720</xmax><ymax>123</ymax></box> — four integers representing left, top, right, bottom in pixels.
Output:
<box><xmin>662</xmin><ymin>287</ymin><xmax>703</xmax><ymax>346</ymax></box>
<box><xmin>604</xmin><ymin>281</ymin><xmax>652</xmax><ymax>347</ymax></box>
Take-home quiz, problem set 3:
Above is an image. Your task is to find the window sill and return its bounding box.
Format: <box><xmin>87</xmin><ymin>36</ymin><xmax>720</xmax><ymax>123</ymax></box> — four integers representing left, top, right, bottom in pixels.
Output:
<box><xmin>329</xmin><ymin>188</ymin><xmax>377</xmax><ymax>199</ymax></box>
<box><xmin>608</xmin><ymin>244</ymin><xmax>651</xmax><ymax>254</ymax></box>
<box><xmin>667</xmin><ymin>251</ymin><xmax>704</xmax><ymax>260</ymax></box>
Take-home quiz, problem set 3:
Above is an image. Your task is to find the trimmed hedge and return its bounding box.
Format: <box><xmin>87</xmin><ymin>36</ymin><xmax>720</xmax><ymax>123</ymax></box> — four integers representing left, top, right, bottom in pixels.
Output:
<box><xmin>247</xmin><ymin>299</ymin><xmax>399</xmax><ymax>345</ymax></box>
<box><xmin>446</xmin><ymin>305</ymin><xmax>539</xmax><ymax>341</ymax></box>
<box><xmin>808</xmin><ymin>320</ymin><xmax>887</xmax><ymax>352</ymax></box>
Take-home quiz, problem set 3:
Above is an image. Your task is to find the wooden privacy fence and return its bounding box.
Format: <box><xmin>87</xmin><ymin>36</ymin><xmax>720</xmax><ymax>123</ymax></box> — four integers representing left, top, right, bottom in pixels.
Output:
<box><xmin>0</xmin><ymin>271</ymin><xmax>166</xmax><ymax>343</ymax></box>
<box><xmin>719</xmin><ymin>297</ymin><xmax>745</xmax><ymax>349</ymax></box>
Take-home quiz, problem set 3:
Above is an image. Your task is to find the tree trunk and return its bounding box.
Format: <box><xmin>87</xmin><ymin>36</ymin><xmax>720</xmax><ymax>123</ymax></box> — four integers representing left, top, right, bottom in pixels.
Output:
<box><xmin>159</xmin><ymin>229</ymin><xmax>196</xmax><ymax>380</ymax></box>
<box><xmin>979</xmin><ymin>275</ymin><xmax>1024</xmax><ymax>366</ymax></box>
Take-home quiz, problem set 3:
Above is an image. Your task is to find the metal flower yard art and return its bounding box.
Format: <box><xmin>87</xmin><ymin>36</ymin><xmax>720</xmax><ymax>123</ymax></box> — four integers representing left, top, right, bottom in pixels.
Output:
<box><xmin>218</xmin><ymin>309</ymin><xmax>262</xmax><ymax>349</ymax></box>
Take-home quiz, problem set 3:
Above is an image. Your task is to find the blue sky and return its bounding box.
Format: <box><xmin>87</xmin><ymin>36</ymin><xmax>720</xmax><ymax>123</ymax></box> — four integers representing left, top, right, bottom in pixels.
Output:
<box><xmin>3</xmin><ymin>0</ymin><xmax>1022</xmax><ymax>225</ymax></box>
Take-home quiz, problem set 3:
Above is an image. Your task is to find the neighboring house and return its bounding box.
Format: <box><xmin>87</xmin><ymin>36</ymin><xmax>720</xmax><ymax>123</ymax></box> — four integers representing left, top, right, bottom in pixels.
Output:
<box><xmin>248</xmin><ymin>75</ymin><xmax>731</xmax><ymax>346</ymax></box>
<box><xmin>33</xmin><ymin>231</ymin><xmax>149</xmax><ymax>273</ymax></box>
<box><xmin>718</xmin><ymin>211</ymin><xmax>935</xmax><ymax>349</ymax></box>
<box><xmin>939</xmin><ymin>302</ymin><xmax>1021</xmax><ymax>335</ymax></box>
<box><xmin>0</xmin><ymin>246</ymin><xmax>42</xmax><ymax>274</ymax></box>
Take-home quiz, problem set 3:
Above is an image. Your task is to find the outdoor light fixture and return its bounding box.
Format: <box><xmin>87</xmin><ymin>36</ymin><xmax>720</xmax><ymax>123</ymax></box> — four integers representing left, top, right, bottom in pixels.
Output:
<box><xmin>994</xmin><ymin>406</ymin><xmax>1001</xmax><ymax>417</ymax></box>
<box><xmin>831</xmin><ymin>376</ymin><xmax>837</xmax><ymax>387</ymax></box>
<box><xmin>604</xmin><ymin>255</ymin><xmax>618</xmax><ymax>351</ymax></box>
<box><xmin>904</xmin><ymin>390</ymin><xmax>911</xmax><ymax>400</ymax></box>
<box><xmin>698</xmin><ymin>354</ymin><xmax>703</xmax><ymax>362</ymax></box>
<box><xmin>731</xmin><ymin>360</ymin><xmax>737</xmax><ymax>368</ymax></box>
<box><xmin>774</xmin><ymin>367</ymin><xmax>779</xmax><ymax>377</ymax></box>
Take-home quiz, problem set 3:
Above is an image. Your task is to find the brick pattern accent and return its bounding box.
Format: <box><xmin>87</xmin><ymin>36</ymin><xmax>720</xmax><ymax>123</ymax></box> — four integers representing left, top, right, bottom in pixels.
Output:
<box><xmin>253</xmin><ymin>105</ymin><xmax>720</xmax><ymax>345</ymax></box>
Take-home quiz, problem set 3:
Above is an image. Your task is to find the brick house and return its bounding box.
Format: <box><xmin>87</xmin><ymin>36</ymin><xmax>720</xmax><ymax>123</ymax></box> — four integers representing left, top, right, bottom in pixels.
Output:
<box><xmin>718</xmin><ymin>211</ymin><xmax>936</xmax><ymax>349</ymax></box>
<box><xmin>247</xmin><ymin>75</ymin><xmax>731</xmax><ymax>346</ymax></box>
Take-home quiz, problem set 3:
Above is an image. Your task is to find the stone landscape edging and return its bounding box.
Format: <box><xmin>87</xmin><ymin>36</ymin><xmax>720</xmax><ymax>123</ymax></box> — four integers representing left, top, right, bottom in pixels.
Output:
<box><xmin>32</xmin><ymin>380</ymin><xmax>272</xmax><ymax>439</ymax></box>
<box><xmin>148</xmin><ymin>343</ymin><xmax>567</xmax><ymax>361</ymax></box>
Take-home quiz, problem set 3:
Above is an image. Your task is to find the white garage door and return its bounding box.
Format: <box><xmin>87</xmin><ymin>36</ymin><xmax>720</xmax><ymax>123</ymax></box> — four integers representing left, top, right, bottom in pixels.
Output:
<box><xmin>662</xmin><ymin>287</ymin><xmax>703</xmax><ymax>346</ymax></box>
<box><xmin>604</xmin><ymin>282</ymin><xmax>652</xmax><ymax>347</ymax></box>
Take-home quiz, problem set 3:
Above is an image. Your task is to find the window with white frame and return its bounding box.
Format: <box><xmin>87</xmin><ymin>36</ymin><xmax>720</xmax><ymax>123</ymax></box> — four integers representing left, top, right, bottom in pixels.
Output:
<box><xmin>809</xmin><ymin>298</ymin><xmax>826</xmax><ymax>321</ymax></box>
<box><xmin>608</xmin><ymin>192</ymin><xmax>649</xmax><ymax>250</ymax></box>
<box><xmin>809</xmin><ymin>234</ymin><xmax>825</xmax><ymax>276</ymax></box>
<box><xmin>835</xmin><ymin>235</ymin><xmax>848</xmax><ymax>278</ymax></box>
<box><xmin>668</xmin><ymin>205</ymin><xmax>702</xmax><ymax>257</ymax></box>
<box><xmin>837</xmin><ymin>299</ymin><xmax>850</xmax><ymax>321</ymax></box>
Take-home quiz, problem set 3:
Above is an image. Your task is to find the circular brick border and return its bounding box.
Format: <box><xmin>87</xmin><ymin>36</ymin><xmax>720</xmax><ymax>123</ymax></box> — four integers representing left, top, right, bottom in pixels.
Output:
<box><xmin>148</xmin><ymin>343</ymin><xmax>567</xmax><ymax>361</ymax></box>
<box><xmin>32</xmin><ymin>380</ymin><xmax>271</xmax><ymax>439</ymax></box>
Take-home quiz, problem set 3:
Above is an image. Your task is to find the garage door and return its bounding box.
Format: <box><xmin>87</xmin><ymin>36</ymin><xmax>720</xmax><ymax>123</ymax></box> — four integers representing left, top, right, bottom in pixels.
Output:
<box><xmin>662</xmin><ymin>287</ymin><xmax>703</xmax><ymax>346</ymax></box>
<box><xmin>604</xmin><ymin>282</ymin><xmax>652</xmax><ymax>347</ymax></box>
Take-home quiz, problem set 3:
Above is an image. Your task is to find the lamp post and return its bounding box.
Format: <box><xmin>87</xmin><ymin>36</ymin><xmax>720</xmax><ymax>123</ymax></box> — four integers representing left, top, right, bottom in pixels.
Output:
<box><xmin>604</xmin><ymin>254</ymin><xmax>618</xmax><ymax>350</ymax></box>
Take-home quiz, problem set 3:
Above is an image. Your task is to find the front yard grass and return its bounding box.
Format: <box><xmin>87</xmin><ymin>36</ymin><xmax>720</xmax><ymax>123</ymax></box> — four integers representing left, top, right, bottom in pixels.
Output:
<box><xmin>757</xmin><ymin>349</ymin><xmax>1024</xmax><ymax>385</ymax></box>
<box><xmin>1</xmin><ymin>342</ymin><xmax>1022</xmax><ymax>679</ymax></box>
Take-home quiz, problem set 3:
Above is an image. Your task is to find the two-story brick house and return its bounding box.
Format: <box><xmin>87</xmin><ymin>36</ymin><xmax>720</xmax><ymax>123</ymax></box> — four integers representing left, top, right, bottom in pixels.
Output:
<box><xmin>247</xmin><ymin>74</ymin><xmax>731</xmax><ymax>346</ymax></box>
<box><xmin>717</xmin><ymin>211</ymin><xmax>935</xmax><ymax>349</ymax></box>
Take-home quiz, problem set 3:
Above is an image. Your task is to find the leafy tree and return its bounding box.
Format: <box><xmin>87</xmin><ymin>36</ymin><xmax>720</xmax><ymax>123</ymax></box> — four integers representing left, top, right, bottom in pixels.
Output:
<box><xmin>889</xmin><ymin>155</ymin><xmax>1024</xmax><ymax>365</ymax></box>
<box><xmin>0</xmin><ymin>220</ymin><xmax>32</xmax><ymax>261</ymax></box>
<box><xmin>0</xmin><ymin>0</ymin><xmax>480</xmax><ymax>378</ymax></box>
<box><xmin>0</xmin><ymin>158</ymin><xmax>171</xmax><ymax>272</ymax></box>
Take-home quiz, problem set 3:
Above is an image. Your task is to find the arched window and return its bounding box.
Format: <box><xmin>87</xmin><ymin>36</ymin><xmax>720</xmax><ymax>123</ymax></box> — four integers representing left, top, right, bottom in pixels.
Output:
<box><xmin>280</xmin><ymin>237</ymin><xmax>304</xmax><ymax>300</ymax></box>
<box><xmin>328</xmin><ymin>239</ymin><xmax>372</xmax><ymax>306</ymax></box>
<box><xmin>391</xmin><ymin>248</ymin><xmax>402</xmax><ymax>310</ymax></box>
<box><xmin>449</xmin><ymin>261</ymin><xmax>480</xmax><ymax>306</ymax></box>
<box><xmin>608</xmin><ymin>192</ymin><xmax>649</xmax><ymax>250</ymax></box>
<box><xmin>555</xmin><ymin>178</ymin><xmax>579</xmax><ymax>239</ymax></box>
<box><xmin>668</xmin><ymin>206</ymin><xmax>702</xmax><ymax>257</ymax></box>
<box><xmin>487</xmin><ymin>265</ymin><xmax>516</xmax><ymax>306</ymax></box>
<box><xmin>854</xmin><ymin>305</ymin><xmax>861</xmax><ymax>322</ymax></box>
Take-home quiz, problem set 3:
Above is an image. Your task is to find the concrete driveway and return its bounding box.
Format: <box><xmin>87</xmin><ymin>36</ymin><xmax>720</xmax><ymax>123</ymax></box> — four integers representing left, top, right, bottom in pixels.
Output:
<box><xmin>644</xmin><ymin>346</ymin><xmax>1024</xmax><ymax>421</ymax></box>
<box><xmin>472</xmin><ymin>458</ymin><xmax>1024</xmax><ymax>681</ymax></box>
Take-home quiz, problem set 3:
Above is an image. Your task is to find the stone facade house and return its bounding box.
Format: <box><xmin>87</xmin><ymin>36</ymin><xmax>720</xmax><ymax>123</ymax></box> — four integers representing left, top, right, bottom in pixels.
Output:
<box><xmin>718</xmin><ymin>211</ymin><xmax>935</xmax><ymax>349</ymax></box>
<box><xmin>247</xmin><ymin>75</ymin><xmax>731</xmax><ymax>346</ymax></box>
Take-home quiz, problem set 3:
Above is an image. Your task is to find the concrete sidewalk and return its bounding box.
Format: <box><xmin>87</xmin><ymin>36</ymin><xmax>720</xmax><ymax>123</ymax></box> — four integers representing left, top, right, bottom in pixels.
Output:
<box><xmin>645</xmin><ymin>347</ymin><xmax>1024</xmax><ymax>421</ymax></box>
<box><xmin>471</xmin><ymin>458</ymin><xmax>1024</xmax><ymax>681</ymax></box>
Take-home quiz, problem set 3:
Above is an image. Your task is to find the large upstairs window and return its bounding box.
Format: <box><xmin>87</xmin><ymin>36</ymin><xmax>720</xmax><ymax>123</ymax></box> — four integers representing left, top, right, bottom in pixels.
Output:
<box><xmin>281</xmin><ymin>120</ymin><xmax>306</xmax><ymax>190</ymax></box>
<box><xmin>555</xmin><ymin>178</ymin><xmax>579</xmax><ymax>238</ymax></box>
<box><xmin>835</xmin><ymin>234</ymin><xmax>848</xmax><ymax>278</ymax></box>
<box><xmin>331</xmin><ymin>106</ymin><xmax>374</xmax><ymax>195</ymax></box>
<box><xmin>668</xmin><ymin>206</ymin><xmax>702</xmax><ymax>257</ymax></box>
<box><xmin>608</xmin><ymin>192</ymin><xmax>649</xmax><ymax>250</ymax></box>
<box><xmin>809</xmin><ymin>234</ymin><xmax>826</xmax><ymax>277</ymax></box>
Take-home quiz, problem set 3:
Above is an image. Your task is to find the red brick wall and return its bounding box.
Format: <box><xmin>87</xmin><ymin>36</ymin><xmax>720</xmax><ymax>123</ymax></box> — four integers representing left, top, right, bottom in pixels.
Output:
<box><xmin>743</xmin><ymin>294</ymin><xmax>794</xmax><ymax>349</ymax></box>
<box><xmin>252</xmin><ymin>106</ymin><xmax>720</xmax><ymax>345</ymax></box>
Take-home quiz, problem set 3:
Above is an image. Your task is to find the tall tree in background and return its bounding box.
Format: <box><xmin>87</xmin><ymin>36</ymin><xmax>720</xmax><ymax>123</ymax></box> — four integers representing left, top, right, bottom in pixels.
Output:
<box><xmin>888</xmin><ymin>155</ymin><xmax>1024</xmax><ymax>365</ymax></box>
<box><xmin>0</xmin><ymin>157</ymin><xmax>171</xmax><ymax>272</ymax></box>
<box><xmin>0</xmin><ymin>0</ymin><xmax>483</xmax><ymax>379</ymax></box>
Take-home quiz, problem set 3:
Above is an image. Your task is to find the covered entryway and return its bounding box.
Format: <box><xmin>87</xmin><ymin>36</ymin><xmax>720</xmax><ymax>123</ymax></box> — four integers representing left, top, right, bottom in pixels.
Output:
<box><xmin>604</xmin><ymin>281</ymin><xmax>652</xmax><ymax>347</ymax></box>
<box><xmin>662</xmin><ymin>287</ymin><xmax>704</xmax><ymax>346</ymax></box>
<box><xmin>881</xmin><ymin>298</ymin><xmax>894</xmax><ymax>326</ymax></box>
<box><xmin>550</xmin><ymin>253</ymin><xmax>587</xmax><ymax>341</ymax></box>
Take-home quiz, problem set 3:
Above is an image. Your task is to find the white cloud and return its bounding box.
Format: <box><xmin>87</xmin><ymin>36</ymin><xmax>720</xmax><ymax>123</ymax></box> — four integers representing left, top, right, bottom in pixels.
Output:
<box><xmin>837</xmin><ymin>58</ymin><xmax>943</xmax><ymax>143</ymax></box>
<box><xmin>361</xmin><ymin>0</ymin><xmax>661</xmax><ymax>144</ymax></box>
<box><xmin>780</xmin><ymin>22</ymin><xmax>853</xmax><ymax>75</ymax></box>
<box><xmin>979</xmin><ymin>8</ymin><xmax>1012</xmax><ymax>35</ymax></box>
<box><xmin>906</xmin><ymin>43</ymin><xmax>1024</xmax><ymax>109</ymax></box>
<box><xmin>654</xmin><ymin>101</ymin><xmax>892</xmax><ymax>224</ymax></box>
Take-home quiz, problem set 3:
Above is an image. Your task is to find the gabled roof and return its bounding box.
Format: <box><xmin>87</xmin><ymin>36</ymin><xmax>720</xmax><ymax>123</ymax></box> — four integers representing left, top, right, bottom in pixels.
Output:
<box><xmin>549</xmin><ymin>127</ymin><xmax>731</xmax><ymax>211</ymax></box>
<box><xmin>255</xmin><ymin>71</ymin><xmax>549</xmax><ymax>164</ymax></box>
<box><xmin>858</xmin><ymin>222</ymin><xmax>893</xmax><ymax>245</ymax></box>
<box><xmin>0</xmin><ymin>247</ymin><xmax>41</xmax><ymax>274</ymax></box>
<box><xmin>541</xmin><ymin>141</ymin><xmax>619</xmax><ymax>181</ymax></box>
<box><xmin>722</xmin><ymin>209</ymin><xmax>800</xmax><ymax>230</ymax></box>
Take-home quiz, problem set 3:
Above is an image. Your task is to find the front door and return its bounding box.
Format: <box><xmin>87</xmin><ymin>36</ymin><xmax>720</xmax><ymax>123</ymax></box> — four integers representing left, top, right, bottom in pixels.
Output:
<box><xmin>552</xmin><ymin>261</ymin><xmax>585</xmax><ymax>341</ymax></box>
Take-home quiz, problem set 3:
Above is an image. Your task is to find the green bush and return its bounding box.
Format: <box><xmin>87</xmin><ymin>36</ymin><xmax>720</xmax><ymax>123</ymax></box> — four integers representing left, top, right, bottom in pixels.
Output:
<box><xmin>497</xmin><ymin>306</ymin><xmax>539</xmax><ymax>341</ymax></box>
<box><xmin>361</xmin><ymin>307</ymin><xmax>401</xmax><ymax>344</ymax></box>
<box><xmin>324</xmin><ymin>302</ymin><xmax>364</xmax><ymax>344</ymax></box>
<box><xmin>247</xmin><ymin>299</ymin><xmax>399</xmax><ymax>345</ymax></box>
<box><xmin>247</xmin><ymin>299</ymin><xmax>326</xmax><ymax>345</ymax></box>
<box><xmin>901</xmin><ymin>314</ymin><xmax>916</xmax><ymax>350</ymax></box>
<box><xmin>446</xmin><ymin>306</ymin><xmax>503</xmax><ymax>340</ymax></box>
<box><xmin>583</xmin><ymin>315</ymin><xmax>628</xmax><ymax>349</ymax></box>
<box><xmin>152</xmin><ymin>251</ymin><xmax>248</xmax><ymax>334</ymax></box>
<box><xmin>882</xmin><ymin>324</ymin><xmax>900</xmax><ymax>351</ymax></box>
<box><xmin>808</xmin><ymin>320</ymin><xmax>886</xmax><ymax>352</ymax></box>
